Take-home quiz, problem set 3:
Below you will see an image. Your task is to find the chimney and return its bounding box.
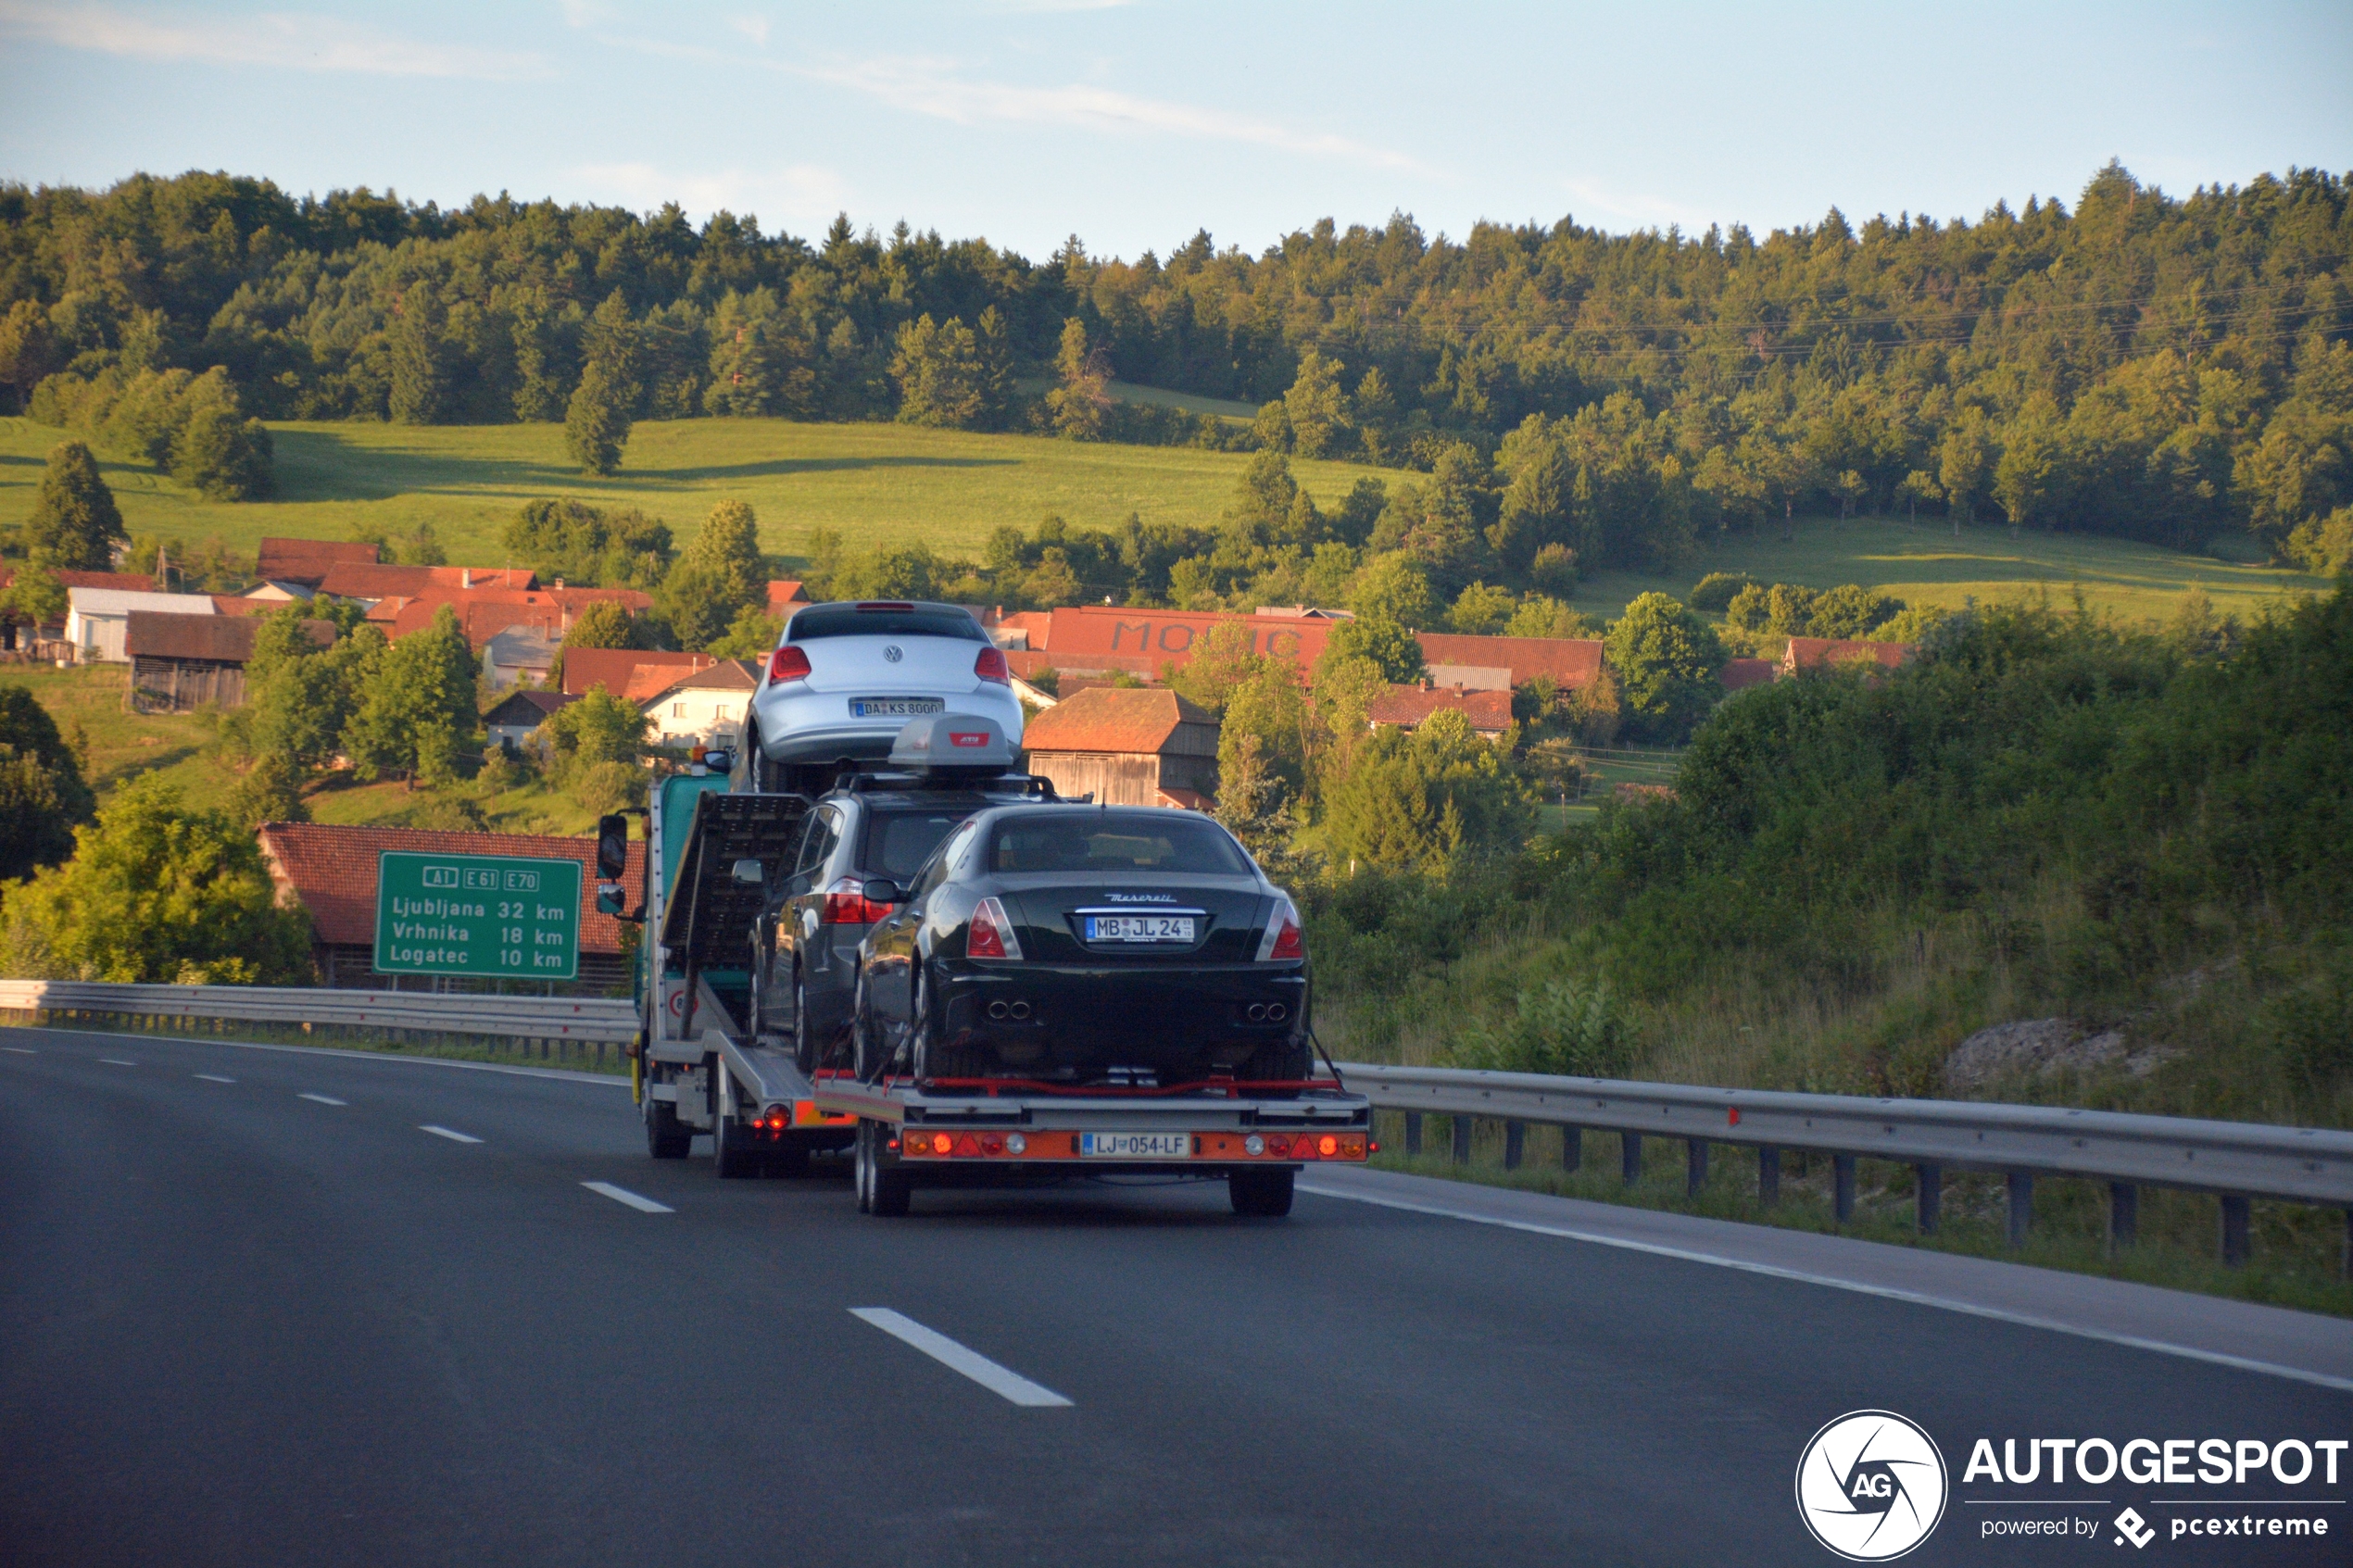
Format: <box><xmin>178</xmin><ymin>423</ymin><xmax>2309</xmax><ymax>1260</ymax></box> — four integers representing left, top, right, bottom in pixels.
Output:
<box><xmin>461</xmin><ymin>568</ymin><xmax>472</xmax><ymax>589</ymax></box>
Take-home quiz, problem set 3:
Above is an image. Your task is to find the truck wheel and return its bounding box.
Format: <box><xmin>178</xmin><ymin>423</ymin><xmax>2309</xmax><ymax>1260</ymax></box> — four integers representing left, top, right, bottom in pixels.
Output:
<box><xmin>646</xmin><ymin>1095</ymin><xmax>691</xmax><ymax>1160</ymax></box>
<box><xmin>712</xmin><ymin>1108</ymin><xmax>756</xmax><ymax>1178</ymax></box>
<box><xmin>1228</xmin><ymin>1167</ymin><xmax>1294</xmax><ymax>1218</ymax></box>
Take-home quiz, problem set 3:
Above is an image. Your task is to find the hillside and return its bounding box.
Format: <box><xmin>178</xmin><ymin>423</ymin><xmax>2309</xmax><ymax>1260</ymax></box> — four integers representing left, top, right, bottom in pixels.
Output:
<box><xmin>4</xmin><ymin>413</ymin><xmax>2321</xmax><ymax>626</ymax></box>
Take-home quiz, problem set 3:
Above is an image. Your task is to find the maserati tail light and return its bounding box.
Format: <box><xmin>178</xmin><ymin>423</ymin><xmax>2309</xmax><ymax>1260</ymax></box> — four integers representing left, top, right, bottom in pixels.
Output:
<box><xmin>967</xmin><ymin>897</ymin><xmax>1023</xmax><ymax>960</ymax></box>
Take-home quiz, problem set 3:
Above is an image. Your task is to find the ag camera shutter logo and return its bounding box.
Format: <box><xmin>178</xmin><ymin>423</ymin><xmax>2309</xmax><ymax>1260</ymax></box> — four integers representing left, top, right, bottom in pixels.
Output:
<box><xmin>1795</xmin><ymin>1410</ymin><xmax>1948</xmax><ymax>1561</ymax></box>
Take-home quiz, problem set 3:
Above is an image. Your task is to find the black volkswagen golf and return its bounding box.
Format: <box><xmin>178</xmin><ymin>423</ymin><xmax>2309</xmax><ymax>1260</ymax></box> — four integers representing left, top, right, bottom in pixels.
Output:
<box><xmin>852</xmin><ymin>805</ymin><xmax>1311</xmax><ymax>1089</ymax></box>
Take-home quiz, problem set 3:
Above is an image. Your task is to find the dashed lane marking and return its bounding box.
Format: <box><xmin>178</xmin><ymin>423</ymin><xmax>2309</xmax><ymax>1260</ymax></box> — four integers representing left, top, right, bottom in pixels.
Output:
<box><xmin>420</xmin><ymin>1125</ymin><xmax>483</xmax><ymax>1144</ymax></box>
<box><xmin>194</xmin><ymin>1073</ymin><xmax>236</xmax><ymax>1085</ymax></box>
<box><xmin>582</xmin><ymin>1181</ymin><xmax>672</xmax><ymax>1213</ymax></box>
<box><xmin>298</xmin><ymin>1093</ymin><xmax>347</xmax><ymax>1106</ymax></box>
<box><xmin>849</xmin><ymin>1308</ymin><xmax>1074</xmax><ymax>1408</ymax></box>
<box><xmin>99</xmin><ymin>1058</ymin><xmax>137</xmax><ymax>1066</ymax></box>
<box><xmin>2</xmin><ymin>1046</ymin><xmax>34</xmax><ymax>1054</ymax></box>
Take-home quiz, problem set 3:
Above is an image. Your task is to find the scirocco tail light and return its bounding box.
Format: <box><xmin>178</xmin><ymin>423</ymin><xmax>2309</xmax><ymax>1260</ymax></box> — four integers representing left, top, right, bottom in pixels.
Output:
<box><xmin>1255</xmin><ymin>896</ymin><xmax>1304</xmax><ymax>961</ymax></box>
<box><xmin>966</xmin><ymin>897</ymin><xmax>1023</xmax><ymax>960</ymax></box>
<box><xmin>818</xmin><ymin>877</ymin><xmax>894</xmax><ymax>925</ymax></box>
<box><xmin>974</xmin><ymin>646</ymin><xmax>1010</xmax><ymax>684</ymax></box>
<box><xmin>768</xmin><ymin>645</ymin><xmax>812</xmax><ymax>682</ymax></box>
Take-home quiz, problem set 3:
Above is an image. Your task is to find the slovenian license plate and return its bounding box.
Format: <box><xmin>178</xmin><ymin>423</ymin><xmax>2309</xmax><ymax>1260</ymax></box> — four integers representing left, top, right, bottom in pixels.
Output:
<box><xmin>1084</xmin><ymin>916</ymin><xmax>1195</xmax><ymax>943</ymax></box>
<box><xmin>1080</xmin><ymin>1132</ymin><xmax>1192</xmax><ymax>1160</ymax></box>
<box><xmin>851</xmin><ymin>698</ymin><xmax>945</xmax><ymax>718</ymax></box>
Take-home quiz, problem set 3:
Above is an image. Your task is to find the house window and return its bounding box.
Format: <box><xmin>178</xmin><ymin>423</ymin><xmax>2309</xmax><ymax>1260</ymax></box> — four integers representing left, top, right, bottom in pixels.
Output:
<box><xmin>673</xmin><ymin>703</ymin><xmax>685</xmax><ymax>717</ymax></box>
<box><xmin>715</xmin><ymin>706</ymin><xmax>732</xmax><ymax>722</ymax></box>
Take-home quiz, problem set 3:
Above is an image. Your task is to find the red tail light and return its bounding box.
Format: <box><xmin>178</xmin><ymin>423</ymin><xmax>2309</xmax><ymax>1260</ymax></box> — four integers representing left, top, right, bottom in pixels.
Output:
<box><xmin>818</xmin><ymin>876</ymin><xmax>893</xmax><ymax>925</ymax></box>
<box><xmin>768</xmin><ymin>645</ymin><xmax>812</xmax><ymax>682</ymax></box>
<box><xmin>967</xmin><ymin>896</ymin><xmax>1022</xmax><ymax>960</ymax></box>
<box><xmin>1258</xmin><ymin>896</ymin><xmax>1304</xmax><ymax>961</ymax></box>
<box><xmin>975</xmin><ymin>646</ymin><xmax>1009</xmax><ymax>684</ymax></box>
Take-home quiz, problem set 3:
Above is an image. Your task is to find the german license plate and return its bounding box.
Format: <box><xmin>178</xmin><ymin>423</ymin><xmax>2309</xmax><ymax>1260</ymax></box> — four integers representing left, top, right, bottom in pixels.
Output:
<box><xmin>1080</xmin><ymin>1132</ymin><xmax>1192</xmax><ymax>1160</ymax></box>
<box><xmin>1084</xmin><ymin>916</ymin><xmax>1195</xmax><ymax>943</ymax></box>
<box><xmin>851</xmin><ymin>697</ymin><xmax>945</xmax><ymax>718</ymax></box>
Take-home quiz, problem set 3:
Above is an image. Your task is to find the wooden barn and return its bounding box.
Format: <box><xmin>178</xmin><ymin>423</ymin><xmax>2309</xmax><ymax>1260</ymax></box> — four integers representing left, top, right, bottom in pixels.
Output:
<box><xmin>126</xmin><ymin>612</ymin><xmax>333</xmax><ymax>712</ymax></box>
<box><xmin>1019</xmin><ymin>687</ymin><xmax>1220</xmax><ymax>809</ymax></box>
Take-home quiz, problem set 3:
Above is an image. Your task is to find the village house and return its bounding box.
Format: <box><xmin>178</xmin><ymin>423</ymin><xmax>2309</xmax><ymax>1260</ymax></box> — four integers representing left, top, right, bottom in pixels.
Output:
<box><xmin>483</xmin><ymin>689</ymin><xmax>578</xmax><ymax>750</ymax></box>
<box><xmin>0</xmin><ymin>568</ymin><xmax>154</xmax><ymax>652</ymax></box>
<box><xmin>126</xmin><ymin>611</ymin><xmax>333</xmax><ymax>712</ymax></box>
<box><xmin>65</xmin><ymin>586</ymin><xmax>215</xmax><ymax>663</ymax></box>
<box><xmin>561</xmin><ymin>647</ymin><xmax>714</xmax><ymax>698</ymax></box>
<box><xmin>257</xmin><ymin>822</ymin><xmax>644</xmax><ymax>994</ymax></box>
<box><xmin>1364</xmin><ymin>682</ymin><xmax>1517</xmax><ymax>742</ymax></box>
<box><xmin>639</xmin><ymin>660</ymin><xmax>761</xmax><ymax>748</ymax></box>
<box><xmin>1020</xmin><ymin>686</ymin><xmax>1220</xmax><ymax>809</ymax></box>
<box><xmin>254</xmin><ymin>536</ymin><xmax>378</xmax><ymax>588</ymax></box>
<box><xmin>1780</xmin><ymin>637</ymin><xmax>1913</xmax><ymax>676</ymax></box>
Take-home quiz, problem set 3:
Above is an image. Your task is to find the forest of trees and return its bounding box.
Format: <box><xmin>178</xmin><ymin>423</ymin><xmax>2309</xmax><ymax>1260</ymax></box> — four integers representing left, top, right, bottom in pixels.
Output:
<box><xmin>1</xmin><ymin>163</ymin><xmax>2348</xmax><ymax>574</ymax></box>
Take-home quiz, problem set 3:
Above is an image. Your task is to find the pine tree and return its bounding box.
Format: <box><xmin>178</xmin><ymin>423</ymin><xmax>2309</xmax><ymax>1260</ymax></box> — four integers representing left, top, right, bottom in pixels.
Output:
<box><xmin>565</xmin><ymin>362</ymin><xmax>631</xmax><ymax>476</ymax></box>
<box><xmin>22</xmin><ymin>441</ymin><xmax>126</xmax><ymax>569</ymax></box>
<box><xmin>1046</xmin><ymin>318</ymin><xmax>1109</xmax><ymax>440</ymax></box>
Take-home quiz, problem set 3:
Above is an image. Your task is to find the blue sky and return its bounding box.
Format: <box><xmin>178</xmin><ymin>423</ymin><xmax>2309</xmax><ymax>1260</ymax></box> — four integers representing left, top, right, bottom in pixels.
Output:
<box><xmin>1</xmin><ymin>1</ymin><xmax>2347</xmax><ymax>260</ymax></box>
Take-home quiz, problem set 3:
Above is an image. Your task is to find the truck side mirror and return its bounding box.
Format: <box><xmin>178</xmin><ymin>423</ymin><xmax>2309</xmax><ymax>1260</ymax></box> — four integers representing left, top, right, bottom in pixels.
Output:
<box><xmin>596</xmin><ymin>882</ymin><xmax>625</xmax><ymax>916</ymax></box>
<box><xmin>596</xmin><ymin>814</ymin><xmax>630</xmax><ymax>879</ymax></box>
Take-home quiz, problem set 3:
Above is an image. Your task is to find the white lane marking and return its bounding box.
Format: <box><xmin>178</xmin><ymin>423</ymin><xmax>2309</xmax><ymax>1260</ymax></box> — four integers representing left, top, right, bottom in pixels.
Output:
<box><xmin>420</xmin><ymin>1124</ymin><xmax>482</xmax><ymax>1144</ymax></box>
<box><xmin>99</xmin><ymin>1058</ymin><xmax>137</xmax><ymax>1066</ymax></box>
<box><xmin>2</xmin><ymin>1046</ymin><xmax>34</xmax><ymax>1054</ymax></box>
<box><xmin>194</xmin><ymin>1073</ymin><xmax>236</xmax><ymax>1085</ymax></box>
<box><xmin>1297</xmin><ymin>1183</ymin><xmax>2353</xmax><ymax>1396</ymax></box>
<box><xmin>849</xmin><ymin>1308</ymin><xmax>1074</xmax><ymax>1408</ymax></box>
<box><xmin>298</xmin><ymin>1093</ymin><xmax>346</xmax><ymax>1106</ymax></box>
<box><xmin>582</xmin><ymin>1181</ymin><xmax>672</xmax><ymax>1213</ymax></box>
<box><xmin>15</xmin><ymin>1025</ymin><xmax>626</xmax><ymax>1087</ymax></box>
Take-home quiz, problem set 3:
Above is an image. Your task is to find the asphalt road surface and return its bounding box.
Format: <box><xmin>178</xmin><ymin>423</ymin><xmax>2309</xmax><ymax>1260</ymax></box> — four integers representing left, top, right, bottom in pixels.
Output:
<box><xmin>4</xmin><ymin>1027</ymin><xmax>2347</xmax><ymax>1567</ymax></box>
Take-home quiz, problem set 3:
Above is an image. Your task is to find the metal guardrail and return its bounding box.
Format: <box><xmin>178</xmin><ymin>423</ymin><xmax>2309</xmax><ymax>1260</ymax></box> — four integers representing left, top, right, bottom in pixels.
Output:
<box><xmin>1339</xmin><ymin>1062</ymin><xmax>2353</xmax><ymax>1270</ymax></box>
<box><xmin>0</xmin><ymin>980</ymin><xmax>639</xmax><ymax>1046</ymax></box>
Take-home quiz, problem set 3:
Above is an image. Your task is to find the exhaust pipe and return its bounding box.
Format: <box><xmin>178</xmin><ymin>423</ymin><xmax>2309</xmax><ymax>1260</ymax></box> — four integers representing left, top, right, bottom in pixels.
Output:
<box><xmin>1246</xmin><ymin>1004</ymin><xmax>1267</xmax><ymax>1021</ymax></box>
<box><xmin>1267</xmin><ymin>1003</ymin><xmax>1288</xmax><ymax>1022</ymax></box>
<box><xmin>1009</xmin><ymin>1000</ymin><xmax>1032</xmax><ymax>1021</ymax></box>
<box><xmin>988</xmin><ymin>1000</ymin><xmax>1009</xmax><ymax>1020</ymax></box>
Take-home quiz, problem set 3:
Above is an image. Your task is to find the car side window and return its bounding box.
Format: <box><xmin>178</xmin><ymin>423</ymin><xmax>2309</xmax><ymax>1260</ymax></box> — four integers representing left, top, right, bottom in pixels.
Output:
<box><xmin>787</xmin><ymin>809</ymin><xmax>840</xmax><ymax>895</ymax></box>
<box><xmin>907</xmin><ymin>820</ymin><xmax>975</xmax><ymax>907</ymax></box>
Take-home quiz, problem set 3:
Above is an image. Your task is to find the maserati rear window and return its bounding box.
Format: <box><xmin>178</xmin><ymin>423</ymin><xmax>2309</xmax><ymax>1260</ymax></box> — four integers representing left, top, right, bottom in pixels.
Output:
<box><xmin>788</xmin><ymin>605</ymin><xmax>987</xmax><ymax>643</ymax></box>
<box><xmin>988</xmin><ymin>814</ymin><xmax>1250</xmax><ymax>875</ymax></box>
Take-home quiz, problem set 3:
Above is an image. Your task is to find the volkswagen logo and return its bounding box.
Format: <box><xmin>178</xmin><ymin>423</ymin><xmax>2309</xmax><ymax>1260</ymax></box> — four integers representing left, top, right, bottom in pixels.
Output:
<box><xmin>883</xmin><ymin>645</ymin><xmax>903</xmax><ymax>662</ymax></box>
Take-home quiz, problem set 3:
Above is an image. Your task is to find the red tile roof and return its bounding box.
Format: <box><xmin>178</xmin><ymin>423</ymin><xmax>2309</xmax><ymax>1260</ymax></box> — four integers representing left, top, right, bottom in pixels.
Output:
<box><xmin>766</xmin><ymin>580</ymin><xmax>808</xmax><ymax>614</ymax></box>
<box><xmin>1365</xmin><ymin>684</ymin><xmax>1516</xmax><ymax>735</ymax></box>
<box><xmin>1413</xmin><ymin>633</ymin><xmax>1604</xmax><ymax>691</ymax></box>
<box><xmin>1782</xmin><ymin>637</ymin><xmax>1912</xmax><ymax>673</ymax></box>
<box><xmin>1719</xmin><ymin>658</ymin><xmax>1778</xmax><ymax>690</ymax></box>
<box><xmin>1039</xmin><ymin>607</ymin><xmax>1337</xmax><ymax>672</ymax></box>
<box><xmin>384</xmin><ymin>585</ymin><xmax>653</xmax><ymax>647</ymax></box>
<box><xmin>316</xmin><ymin>563</ymin><xmax>537</xmax><ymax>600</ymax></box>
<box><xmin>1023</xmin><ymin>687</ymin><xmax>1217</xmax><ymax>756</ymax></box>
<box><xmin>257</xmin><ymin>537</ymin><xmax>379</xmax><ymax>585</ymax></box>
<box><xmin>0</xmin><ymin>569</ymin><xmax>155</xmax><ymax>594</ymax></box>
<box><xmin>562</xmin><ymin>647</ymin><xmax>714</xmax><ymax>697</ymax></box>
<box><xmin>258</xmin><ymin>823</ymin><xmax>644</xmax><ymax>953</ymax></box>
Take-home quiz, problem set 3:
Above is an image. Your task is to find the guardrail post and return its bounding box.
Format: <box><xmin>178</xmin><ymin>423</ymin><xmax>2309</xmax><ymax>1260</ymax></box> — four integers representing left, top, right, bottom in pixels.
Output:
<box><xmin>1685</xmin><ymin>1138</ymin><xmax>1707</xmax><ymax>1197</ymax></box>
<box><xmin>1451</xmin><ymin>1114</ymin><xmax>1472</xmax><ymax>1163</ymax></box>
<box><xmin>1561</xmin><ymin>1125</ymin><xmax>1581</xmax><ymax>1173</ymax></box>
<box><xmin>1403</xmin><ymin>1112</ymin><xmax>1422</xmax><ymax>1157</ymax></box>
<box><xmin>2007</xmin><ymin>1173</ymin><xmax>2033</xmax><ymax>1248</ymax></box>
<box><xmin>2108</xmin><ymin>1184</ymin><xmax>2138</xmax><ymax>1252</ymax></box>
<box><xmin>2220</xmin><ymin>1196</ymin><xmax>2251</xmax><ymax>1269</ymax></box>
<box><xmin>1915</xmin><ymin>1163</ymin><xmax>1941</xmax><ymax>1234</ymax></box>
<box><xmin>1620</xmin><ymin>1131</ymin><xmax>1642</xmax><ymax>1186</ymax></box>
<box><xmin>1832</xmin><ymin>1154</ymin><xmax>1856</xmax><ymax>1223</ymax></box>
<box><xmin>1758</xmin><ymin>1147</ymin><xmax>1780</xmax><ymax>1207</ymax></box>
<box><xmin>1504</xmin><ymin>1120</ymin><xmax>1525</xmax><ymax>1170</ymax></box>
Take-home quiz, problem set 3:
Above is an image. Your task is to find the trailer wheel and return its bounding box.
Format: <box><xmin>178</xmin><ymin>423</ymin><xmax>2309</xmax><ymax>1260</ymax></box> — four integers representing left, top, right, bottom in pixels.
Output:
<box><xmin>854</xmin><ymin>1120</ymin><xmax>912</xmax><ymax>1217</ymax></box>
<box><xmin>646</xmin><ymin>1094</ymin><xmax>691</xmax><ymax>1160</ymax></box>
<box><xmin>712</xmin><ymin>1109</ymin><xmax>757</xmax><ymax>1178</ymax></box>
<box><xmin>1228</xmin><ymin>1167</ymin><xmax>1295</xmax><ymax>1218</ymax></box>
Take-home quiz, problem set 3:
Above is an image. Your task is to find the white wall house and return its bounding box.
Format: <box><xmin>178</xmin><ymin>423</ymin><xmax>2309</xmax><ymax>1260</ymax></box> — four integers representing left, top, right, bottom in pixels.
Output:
<box><xmin>639</xmin><ymin>661</ymin><xmax>761</xmax><ymax>748</ymax></box>
<box><xmin>65</xmin><ymin>588</ymin><xmax>216</xmax><ymax>664</ymax></box>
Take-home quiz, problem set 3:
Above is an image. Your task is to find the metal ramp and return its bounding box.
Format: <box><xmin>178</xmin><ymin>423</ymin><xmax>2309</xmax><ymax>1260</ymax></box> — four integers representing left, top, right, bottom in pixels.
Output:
<box><xmin>660</xmin><ymin>789</ymin><xmax>810</xmax><ymax>1035</ymax></box>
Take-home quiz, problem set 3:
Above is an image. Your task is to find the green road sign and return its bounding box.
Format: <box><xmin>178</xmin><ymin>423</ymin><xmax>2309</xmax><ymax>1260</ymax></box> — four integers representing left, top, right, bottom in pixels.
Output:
<box><xmin>373</xmin><ymin>850</ymin><xmax>584</xmax><ymax>980</ymax></box>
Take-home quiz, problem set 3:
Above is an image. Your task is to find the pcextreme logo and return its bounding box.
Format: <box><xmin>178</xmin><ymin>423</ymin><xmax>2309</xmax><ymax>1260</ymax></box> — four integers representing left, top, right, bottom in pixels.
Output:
<box><xmin>1796</xmin><ymin>1410</ymin><xmax>1951</xmax><ymax>1561</ymax></box>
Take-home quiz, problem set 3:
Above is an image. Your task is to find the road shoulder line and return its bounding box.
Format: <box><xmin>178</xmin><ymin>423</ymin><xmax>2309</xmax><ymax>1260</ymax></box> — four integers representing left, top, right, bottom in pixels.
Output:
<box><xmin>1298</xmin><ymin>1173</ymin><xmax>2353</xmax><ymax>1395</ymax></box>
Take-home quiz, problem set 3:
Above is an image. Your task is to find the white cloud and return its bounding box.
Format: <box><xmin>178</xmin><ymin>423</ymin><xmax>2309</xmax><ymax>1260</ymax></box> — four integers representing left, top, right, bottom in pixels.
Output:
<box><xmin>727</xmin><ymin>13</ymin><xmax>769</xmax><ymax>47</ymax></box>
<box><xmin>574</xmin><ymin>160</ymin><xmax>847</xmax><ymax>229</ymax></box>
<box><xmin>559</xmin><ymin>0</ymin><xmax>618</xmax><ymax>25</ymax></box>
<box><xmin>1558</xmin><ymin>177</ymin><xmax>1718</xmax><ymax>236</ymax></box>
<box><xmin>0</xmin><ymin>1</ymin><xmax>551</xmax><ymax>79</ymax></box>
<box><xmin>983</xmin><ymin>0</ymin><xmax>1138</xmax><ymax>11</ymax></box>
<box><xmin>800</xmin><ymin>55</ymin><xmax>1427</xmax><ymax>173</ymax></box>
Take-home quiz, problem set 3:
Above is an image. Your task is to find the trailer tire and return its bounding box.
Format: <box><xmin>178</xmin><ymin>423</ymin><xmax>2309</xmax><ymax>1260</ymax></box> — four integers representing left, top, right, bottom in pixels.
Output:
<box><xmin>646</xmin><ymin>1095</ymin><xmax>691</xmax><ymax>1160</ymax></box>
<box><xmin>1228</xmin><ymin>1167</ymin><xmax>1294</xmax><ymax>1218</ymax></box>
<box><xmin>712</xmin><ymin>1108</ymin><xmax>757</xmax><ymax>1178</ymax></box>
<box><xmin>855</xmin><ymin>1119</ymin><xmax>912</xmax><ymax>1216</ymax></box>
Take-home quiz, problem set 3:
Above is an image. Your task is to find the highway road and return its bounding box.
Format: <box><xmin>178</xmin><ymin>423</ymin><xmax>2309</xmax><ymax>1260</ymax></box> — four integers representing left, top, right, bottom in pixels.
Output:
<box><xmin>4</xmin><ymin>1026</ymin><xmax>2347</xmax><ymax>1567</ymax></box>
